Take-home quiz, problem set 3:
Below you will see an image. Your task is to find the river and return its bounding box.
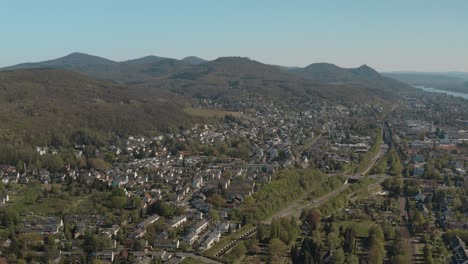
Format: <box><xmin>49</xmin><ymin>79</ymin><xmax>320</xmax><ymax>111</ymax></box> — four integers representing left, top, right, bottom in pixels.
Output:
<box><xmin>414</xmin><ymin>85</ymin><xmax>468</xmax><ymax>100</ymax></box>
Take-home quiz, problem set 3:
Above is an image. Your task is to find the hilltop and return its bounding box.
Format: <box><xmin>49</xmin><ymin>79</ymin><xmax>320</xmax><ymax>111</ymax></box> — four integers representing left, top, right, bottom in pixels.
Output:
<box><xmin>181</xmin><ymin>56</ymin><xmax>207</xmax><ymax>65</ymax></box>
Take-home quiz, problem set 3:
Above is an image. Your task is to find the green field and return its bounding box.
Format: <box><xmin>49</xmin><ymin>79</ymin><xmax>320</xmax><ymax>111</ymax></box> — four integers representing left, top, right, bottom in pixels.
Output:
<box><xmin>334</xmin><ymin>220</ymin><xmax>375</xmax><ymax>237</ymax></box>
<box><xmin>6</xmin><ymin>183</ymin><xmax>101</xmax><ymax>217</ymax></box>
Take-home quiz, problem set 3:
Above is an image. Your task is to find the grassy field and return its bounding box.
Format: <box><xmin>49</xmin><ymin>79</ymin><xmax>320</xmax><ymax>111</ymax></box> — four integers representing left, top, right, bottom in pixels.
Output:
<box><xmin>9</xmin><ymin>184</ymin><xmax>44</xmax><ymax>214</ymax></box>
<box><xmin>334</xmin><ymin>220</ymin><xmax>375</xmax><ymax>237</ymax></box>
<box><xmin>6</xmin><ymin>183</ymin><xmax>99</xmax><ymax>216</ymax></box>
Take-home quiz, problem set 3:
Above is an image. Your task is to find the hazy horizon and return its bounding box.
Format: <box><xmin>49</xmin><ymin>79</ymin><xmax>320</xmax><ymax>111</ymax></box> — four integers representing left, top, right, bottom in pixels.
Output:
<box><xmin>2</xmin><ymin>0</ymin><xmax>468</xmax><ymax>72</ymax></box>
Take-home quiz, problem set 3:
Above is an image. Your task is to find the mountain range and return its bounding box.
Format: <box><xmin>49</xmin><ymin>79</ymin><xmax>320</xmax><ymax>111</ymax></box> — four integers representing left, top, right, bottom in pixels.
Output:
<box><xmin>2</xmin><ymin>52</ymin><xmax>412</xmax><ymax>92</ymax></box>
<box><xmin>0</xmin><ymin>52</ymin><xmax>415</xmax><ymax>145</ymax></box>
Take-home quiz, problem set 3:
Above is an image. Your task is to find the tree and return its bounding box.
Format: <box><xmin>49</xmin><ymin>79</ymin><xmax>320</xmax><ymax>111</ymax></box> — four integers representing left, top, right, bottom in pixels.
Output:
<box><xmin>175</xmin><ymin>205</ymin><xmax>187</xmax><ymax>216</ymax></box>
<box><xmin>87</xmin><ymin>158</ymin><xmax>111</xmax><ymax>171</ymax></box>
<box><xmin>270</xmin><ymin>218</ymin><xmax>281</xmax><ymax>239</ymax></box>
<box><xmin>249</xmin><ymin>239</ymin><xmax>261</xmax><ymax>254</ymax></box>
<box><xmin>300</xmin><ymin>233</ymin><xmax>323</xmax><ymax>264</ymax></box>
<box><xmin>343</xmin><ymin>227</ymin><xmax>357</xmax><ymax>253</ymax></box>
<box><xmin>209</xmin><ymin>209</ymin><xmax>220</xmax><ymax>222</ymax></box>
<box><xmin>345</xmin><ymin>254</ymin><xmax>359</xmax><ymax>264</ymax></box>
<box><xmin>229</xmin><ymin>241</ymin><xmax>247</xmax><ymax>260</ymax></box>
<box><xmin>413</xmin><ymin>211</ymin><xmax>425</xmax><ymax>231</ymax></box>
<box><xmin>334</xmin><ymin>248</ymin><xmax>345</xmax><ymax>264</ymax></box>
<box><xmin>148</xmin><ymin>202</ymin><xmax>174</xmax><ymax>217</ymax></box>
<box><xmin>326</xmin><ymin>232</ymin><xmax>341</xmax><ymax>250</ymax></box>
<box><xmin>1</xmin><ymin>209</ymin><xmax>19</xmax><ymax>227</ymax></box>
<box><xmin>423</xmin><ymin>243</ymin><xmax>434</xmax><ymax>264</ymax></box>
<box><xmin>305</xmin><ymin>209</ymin><xmax>321</xmax><ymax>230</ymax></box>
<box><xmin>111</xmin><ymin>196</ymin><xmax>127</xmax><ymax>209</ymax></box>
<box><xmin>368</xmin><ymin>225</ymin><xmax>385</xmax><ymax>264</ymax></box>
<box><xmin>268</xmin><ymin>238</ymin><xmax>287</xmax><ymax>263</ymax></box>
<box><xmin>83</xmin><ymin>232</ymin><xmax>97</xmax><ymax>256</ymax></box>
<box><xmin>104</xmin><ymin>152</ymin><xmax>116</xmax><ymax>163</ymax></box>
<box><xmin>206</xmin><ymin>194</ymin><xmax>226</xmax><ymax>207</ymax></box>
<box><xmin>41</xmin><ymin>154</ymin><xmax>64</xmax><ymax>171</ymax></box>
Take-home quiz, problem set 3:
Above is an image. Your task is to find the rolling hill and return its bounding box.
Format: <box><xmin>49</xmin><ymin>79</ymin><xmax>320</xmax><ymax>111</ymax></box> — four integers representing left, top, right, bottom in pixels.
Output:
<box><xmin>0</xmin><ymin>53</ymin><xmax>413</xmax><ymax>146</ymax></box>
<box><xmin>2</xmin><ymin>53</ymin><xmax>413</xmax><ymax>95</ymax></box>
<box><xmin>288</xmin><ymin>63</ymin><xmax>414</xmax><ymax>92</ymax></box>
<box><xmin>0</xmin><ymin>68</ymin><xmax>195</xmax><ymax>146</ymax></box>
<box><xmin>157</xmin><ymin>57</ymin><xmax>402</xmax><ymax>104</ymax></box>
<box><xmin>0</xmin><ymin>53</ymin><xmax>412</xmax><ymax>146</ymax></box>
<box><xmin>1</xmin><ymin>53</ymin><xmax>196</xmax><ymax>84</ymax></box>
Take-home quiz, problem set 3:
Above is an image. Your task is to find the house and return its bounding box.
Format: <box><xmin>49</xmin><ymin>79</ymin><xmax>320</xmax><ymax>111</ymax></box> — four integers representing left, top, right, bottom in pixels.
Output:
<box><xmin>143</xmin><ymin>193</ymin><xmax>154</xmax><ymax>204</ymax></box>
<box><xmin>3</xmin><ymin>171</ymin><xmax>19</xmax><ymax>183</ymax></box>
<box><xmin>102</xmin><ymin>225</ymin><xmax>120</xmax><ymax>239</ymax></box>
<box><xmin>129</xmin><ymin>228</ymin><xmax>146</xmax><ymax>239</ymax></box>
<box><xmin>188</xmin><ymin>210</ymin><xmax>203</xmax><ymax>220</ymax></box>
<box><xmin>96</xmin><ymin>250</ymin><xmax>115</xmax><ymax>263</ymax></box>
<box><xmin>154</xmin><ymin>239</ymin><xmax>179</xmax><ymax>249</ymax></box>
<box><xmin>183</xmin><ymin>230</ymin><xmax>199</xmax><ymax>245</ymax></box>
<box><xmin>193</xmin><ymin>193</ymin><xmax>206</xmax><ymax>201</ymax></box>
<box><xmin>193</xmin><ymin>219</ymin><xmax>209</xmax><ymax>235</ymax></box>
<box><xmin>192</xmin><ymin>177</ymin><xmax>203</xmax><ymax>189</ymax></box>
<box><xmin>137</xmin><ymin>214</ymin><xmax>161</xmax><ymax>229</ymax></box>
<box><xmin>449</xmin><ymin>236</ymin><xmax>468</xmax><ymax>264</ymax></box>
<box><xmin>217</xmin><ymin>221</ymin><xmax>230</xmax><ymax>233</ymax></box>
<box><xmin>200</xmin><ymin>230</ymin><xmax>221</xmax><ymax>249</ymax></box>
<box><xmin>18</xmin><ymin>216</ymin><xmax>63</xmax><ymax>235</ymax></box>
<box><xmin>168</xmin><ymin>215</ymin><xmax>187</xmax><ymax>228</ymax></box>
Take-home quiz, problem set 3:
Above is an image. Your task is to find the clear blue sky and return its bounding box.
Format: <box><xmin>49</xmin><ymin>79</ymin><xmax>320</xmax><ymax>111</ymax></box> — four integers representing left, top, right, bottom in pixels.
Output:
<box><xmin>1</xmin><ymin>0</ymin><xmax>468</xmax><ymax>71</ymax></box>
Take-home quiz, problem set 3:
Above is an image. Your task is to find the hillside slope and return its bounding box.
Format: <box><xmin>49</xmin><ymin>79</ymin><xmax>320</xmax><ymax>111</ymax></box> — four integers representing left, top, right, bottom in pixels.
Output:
<box><xmin>0</xmin><ymin>69</ymin><xmax>193</xmax><ymax>145</ymax></box>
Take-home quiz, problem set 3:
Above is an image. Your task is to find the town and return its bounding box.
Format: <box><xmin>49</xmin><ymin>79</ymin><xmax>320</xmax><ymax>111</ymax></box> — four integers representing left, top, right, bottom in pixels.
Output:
<box><xmin>0</xmin><ymin>88</ymin><xmax>466</xmax><ymax>264</ymax></box>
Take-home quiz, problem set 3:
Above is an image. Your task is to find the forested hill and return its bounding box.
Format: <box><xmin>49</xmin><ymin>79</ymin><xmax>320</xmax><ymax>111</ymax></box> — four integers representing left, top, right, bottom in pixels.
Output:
<box><xmin>0</xmin><ymin>68</ymin><xmax>194</xmax><ymax>146</ymax></box>
<box><xmin>0</xmin><ymin>53</ymin><xmax>413</xmax><ymax>147</ymax></box>
<box><xmin>287</xmin><ymin>63</ymin><xmax>414</xmax><ymax>92</ymax></box>
<box><xmin>2</xmin><ymin>53</ymin><xmax>413</xmax><ymax>97</ymax></box>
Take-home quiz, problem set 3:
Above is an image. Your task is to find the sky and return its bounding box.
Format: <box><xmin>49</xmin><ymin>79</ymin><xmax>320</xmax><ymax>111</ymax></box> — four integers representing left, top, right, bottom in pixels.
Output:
<box><xmin>1</xmin><ymin>0</ymin><xmax>468</xmax><ymax>72</ymax></box>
